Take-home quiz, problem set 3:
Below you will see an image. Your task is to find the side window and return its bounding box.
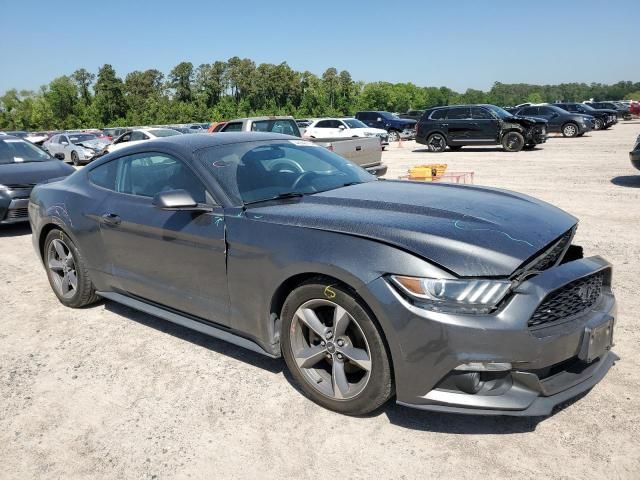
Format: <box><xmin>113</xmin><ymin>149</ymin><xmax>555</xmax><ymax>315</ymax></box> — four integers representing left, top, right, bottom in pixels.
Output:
<box><xmin>471</xmin><ymin>107</ymin><xmax>494</xmax><ymax>119</ymax></box>
<box><xmin>129</xmin><ymin>131</ymin><xmax>144</xmax><ymax>141</ymax></box>
<box><xmin>117</xmin><ymin>153</ymin><xmax>207</xmax><ymax>203</ymax></box>
<box><xmin>429</xmin><ymin>109</ymin><xmax>447</xmax><ymax>120</ymax></box>
<box><xmin>222</xmin><ymin>122</ymin><xmax>243</xmax><ymax>132</ymax></box>
<box><xmin>60</xmin><ymin>135</ymin><xmax>68</xmax><ymax>144</ymax></box>
<box><xmin>88</xmin><ymin>160</ymin><xmax>119</xmax><ymax>190</ymax></box>
<box><xmin>520</xmin><ymin>107</ymin><xmax>538</xmax><ymax>116</ymax></box>
<box><xmin>358</xmin><ymin>112</ymin><xmax>373</xmax><ymax>121</ymax></box>
<box><xmin>446</xmin><ymin>107</ymin><xmax>471</xmax><ymax>120</ymax></box>
<box><xmin>118</xmin><ymin>132</ymin><xmax>132</xmax><ymax>143</ymax></box>
<box><xmin>315</xmin><ymin>120</ymin><xmax>331</xmax><ymax>128</ymax></box>
<box><xmin>50</xmin><ymin>135</ymin><xmax>59</xmax><ymax>144</ymax></box>
<box><xmin>540</xmin><ymin>107</ymin><xmax>555</xmax><ymax>115</ymax></box>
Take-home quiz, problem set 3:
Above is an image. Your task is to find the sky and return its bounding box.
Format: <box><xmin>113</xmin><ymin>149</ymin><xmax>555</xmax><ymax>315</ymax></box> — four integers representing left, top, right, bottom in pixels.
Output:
<box><xmin>1</xmin><ymin>0</ymin><xmax>638</xmax><ymax>94</ymax></box>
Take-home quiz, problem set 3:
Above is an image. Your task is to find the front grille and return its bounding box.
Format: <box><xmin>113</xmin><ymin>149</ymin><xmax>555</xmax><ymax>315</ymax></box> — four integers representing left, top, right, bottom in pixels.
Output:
<box><xmin>528</xmin><ymin>271</ymin><xmax>605</xmax><ymax>328</ymax></box>
<box><xmin>6</xmin><ymin>207</ymin><xmax>29</xmax><ymax>219</ymax></box>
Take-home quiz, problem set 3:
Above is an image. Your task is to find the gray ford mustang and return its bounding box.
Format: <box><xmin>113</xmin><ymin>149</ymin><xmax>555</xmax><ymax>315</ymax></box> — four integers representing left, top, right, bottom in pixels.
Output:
<box><xmin>28</xmin><ymin>132</ymin><xmax>617</xmax><ymax>416</ymax></box>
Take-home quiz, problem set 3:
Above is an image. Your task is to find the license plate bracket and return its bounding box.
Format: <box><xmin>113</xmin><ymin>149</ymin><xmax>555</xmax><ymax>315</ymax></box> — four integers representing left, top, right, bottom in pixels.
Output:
<box><xmin>578</xmin><ymin>318</ymin><xmax>614</xmax><ymax>363</ymax></box>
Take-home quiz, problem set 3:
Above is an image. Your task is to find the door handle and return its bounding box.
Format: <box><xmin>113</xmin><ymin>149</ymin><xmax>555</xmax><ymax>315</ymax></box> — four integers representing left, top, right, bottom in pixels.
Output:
<box><xmin>101</xmin><ymin>213</ymin><xmax>121</xmax><ymax>225</ymax></box>
<box><xmin>441</xmin><ymin>123</ymin><xmax>449</xmax><ymax>127</ymax></box>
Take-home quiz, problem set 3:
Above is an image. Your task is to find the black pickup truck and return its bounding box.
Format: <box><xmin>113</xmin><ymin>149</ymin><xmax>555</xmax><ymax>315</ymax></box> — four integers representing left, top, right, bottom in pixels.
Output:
<box><xmin>415</xmin><ymin>104</ymin><xmax>547</xmax><ymax>152</ymax></box>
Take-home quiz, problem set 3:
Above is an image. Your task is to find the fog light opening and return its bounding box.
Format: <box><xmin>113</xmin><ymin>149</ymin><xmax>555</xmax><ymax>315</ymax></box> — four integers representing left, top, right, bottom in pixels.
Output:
<box><xmin>454</xmin><ymin>372</ymin><xmax>483</xmax><ymax>394</ymax></box>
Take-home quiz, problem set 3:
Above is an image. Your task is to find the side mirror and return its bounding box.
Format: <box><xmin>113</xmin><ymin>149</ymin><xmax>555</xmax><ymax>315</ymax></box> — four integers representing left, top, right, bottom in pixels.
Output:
<box><xmin>376</xmin><ymin>117</ymin><xmax>382</xmax><ymax>122</ymax></box>
<box><xmin>54</xmin><ymin>153</ymin><xmax>65</xmax><ymax>160</ymax></box>
<box><xmin>60</xmin><ymin>141</ymin><xmax>69</xmax><ymax>146</ymax></box>
<box><xmin>152</xmin><ymin>189</ymin><xmax>212</xmax><ymax>212</ymax></box>
<box><xmin>338</xmin><ymin>125</ymin><xmax>346</xmax><ymax>130</ymax></box>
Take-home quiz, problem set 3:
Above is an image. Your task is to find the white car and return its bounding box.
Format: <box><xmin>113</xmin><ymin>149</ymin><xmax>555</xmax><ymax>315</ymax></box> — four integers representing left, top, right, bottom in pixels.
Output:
<box><xmin>303</xmin><ymin>118</ymin><xmax>389</xmax><ymax>146</ymax></box>
<box><xmin>107</xmin><ymin>128</ymin><xmax>182</xmax><ymax>153</ymax></box>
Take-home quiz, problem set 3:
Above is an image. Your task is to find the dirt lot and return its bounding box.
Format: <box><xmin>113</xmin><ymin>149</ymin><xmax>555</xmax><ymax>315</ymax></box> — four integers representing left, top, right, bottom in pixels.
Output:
<box><xmin>1</xmin><ymin>123</ymin><xmax>639</xmax><ymax>480</ymax></box>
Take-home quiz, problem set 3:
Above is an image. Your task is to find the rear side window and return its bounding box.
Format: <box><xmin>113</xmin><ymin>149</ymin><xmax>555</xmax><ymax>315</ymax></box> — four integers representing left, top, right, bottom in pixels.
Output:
<box><xmin>88</xmin><ymin>160</ymin><xmax>119</xmax><ymax>190</ymax></box>
<box><xmin>222</xmin><ymin>122</ymin><xmax>243</xmax><ymax>132</ymax></box>
<box><xmin>429</xmin><ymin>109</ymin><xmax>447</xmax><ymax>120</ymax></box>
<box><xmin>520</xmin><ymin>107</ymin><xmax>539</xmax><ymax>116</ymax></box>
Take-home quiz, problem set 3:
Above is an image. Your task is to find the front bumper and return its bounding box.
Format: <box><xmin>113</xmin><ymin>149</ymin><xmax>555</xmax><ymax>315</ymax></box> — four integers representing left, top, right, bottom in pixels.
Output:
<box><xmin>630</xmin><ymin>149</ymin><xmax>640</xmax><ymax>171</ymax></box>
<box><xmin>364</xmin><ymin>163</ymin><xmax>388</xmax><ymax>177</ymax></box>
<box><xmin>0</xmin><ymin>189</ymin><xmax>32</xmax><ymax>224</ymax></box>
<box><xmin>358</xmin><ymin>256</ymin><xmax>617</xmax><ymax>416</ymax></box>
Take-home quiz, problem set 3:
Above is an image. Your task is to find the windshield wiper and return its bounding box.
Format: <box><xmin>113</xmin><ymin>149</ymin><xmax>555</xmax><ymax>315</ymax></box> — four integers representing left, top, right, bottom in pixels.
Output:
<box><xmin>243</xmin><ymin>191</ymin><xmax>306</xmax><ymax>207</ymax></box>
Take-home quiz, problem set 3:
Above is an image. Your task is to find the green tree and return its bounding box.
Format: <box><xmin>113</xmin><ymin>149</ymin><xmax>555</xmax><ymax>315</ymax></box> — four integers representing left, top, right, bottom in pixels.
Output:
<box><xmin>93</xmin><ymin>64</ymin><xmax>126</xmax><ymax>125</ymax></box>
<box><xmin>168</xmin><ymin>62</ymin><xmax>194</xmax><ymax>102</ymax></box>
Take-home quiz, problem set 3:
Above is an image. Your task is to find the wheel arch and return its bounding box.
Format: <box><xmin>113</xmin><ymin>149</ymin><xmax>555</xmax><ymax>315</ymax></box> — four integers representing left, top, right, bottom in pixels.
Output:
<box><xmin>269</xmin><ymin>271</ymin><xmax>396</xmax><ymax>382</ymax></box>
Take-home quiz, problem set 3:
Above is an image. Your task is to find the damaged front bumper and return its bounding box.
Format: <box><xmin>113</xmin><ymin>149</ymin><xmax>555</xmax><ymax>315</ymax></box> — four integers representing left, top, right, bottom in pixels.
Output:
<box><xmin>359</xmin><ymin>256</ymin><xmax>617</xmax><ymax>416</ymax></box>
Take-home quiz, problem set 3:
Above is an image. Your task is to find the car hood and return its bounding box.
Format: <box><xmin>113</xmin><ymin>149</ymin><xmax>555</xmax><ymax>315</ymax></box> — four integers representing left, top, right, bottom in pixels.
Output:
<box><xmin>76</xmin><ymin>138</ymin><xmax>111</xmax><ymax>150</ymax></box>
<box><xmin>509</xmin><ymin>115</ymin><xmax>548</xmax><ymax>126</ymax></box>
<box><xmin>390</xmin><ymin>118</ymin><xmax>417</xmax><ymax>126</ymax></box>
<box><xmin>0</xmin><ymin>160</ymin><xmax>75</xmax><ymax>186</ymax></box>
<box><xmin>246</xmin><ymin>180</ymin><xmax>577</xmax><ymax>277</ymax></box>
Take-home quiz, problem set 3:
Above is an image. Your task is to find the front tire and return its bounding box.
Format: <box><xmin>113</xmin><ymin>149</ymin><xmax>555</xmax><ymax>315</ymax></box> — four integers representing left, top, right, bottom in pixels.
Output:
<box><xmin>594</xmin><ymin>118</ymin><xmax>603</xmax><ymax>130</ymax></box>
<box><xmin>501</xmin><ymin>131</ymin><xmax>525</xmax><ymax>152</ymax></box>
<box><xmin>281</xmin><ymin>281</ymin><xmax>393</xmax><ymax>415</ymax></box>
<box><xmin>387</xmin><ymin>130</ymin><xmax>400</xmax><ymax>142</ymax></box>
<box><xmin>71</xmin><ymin>151</ymin><xmax>80</xmax><ymax>166</ymax></box>
<box><xmin>562</xmin><ymin>122</ymin><xmax>579</xmax><ymax>137</ymax></box>
<box><xmin>44</xmin><ymin>229</ymin><xmax>99</xmax><ymax>308</ymax></box>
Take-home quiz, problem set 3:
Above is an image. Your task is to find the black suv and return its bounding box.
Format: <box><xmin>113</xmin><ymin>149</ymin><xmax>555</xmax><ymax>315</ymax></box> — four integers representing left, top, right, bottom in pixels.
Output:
<box><xmin>512</xmin><ymin>104</ymin><xmax>594</xmax><ymax>137</ymax></box>
<box><xmin>586</xmin><ymin>102</ymin><xmax>631</xmax><ymax>120</ymax></box>
<box><xmin>553</xmin><ymin>103</ymin><xmax>617</xmax><ymax>130</ymax></box>
<box><xmin>415</xmin><ymin>104</ymin><xmax>547</xmax><ymax>152</ymax></box>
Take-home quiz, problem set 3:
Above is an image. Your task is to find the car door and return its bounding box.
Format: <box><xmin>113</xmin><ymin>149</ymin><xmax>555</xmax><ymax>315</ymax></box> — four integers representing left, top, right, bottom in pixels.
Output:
<box><xmin>46</xmin><ymin>135</ymin><xmax>60</xmax><ymax>157</ymax></box>
<box><xmin>470</xmin><ymin>106</ymin><xmax>500</xmax><ymax>141</ymax></box>
<box><xmin>93</xmin><ymin>151</ymin><xmax>230</xmax><ymax>325</ymax></box>
<box><xmin>445</xmin><ymin>107</ymin><xmax>472</xmax><ymax>143</ymax></box>
<box><xmin>538</xmin><ymin>106</ymin><xmax>562</xmax><ymax>130</ymax></box>
<box><xmin>59</xmin><ymin>135</ymin><xmax>71</xmax><ymax>161</ymax></box>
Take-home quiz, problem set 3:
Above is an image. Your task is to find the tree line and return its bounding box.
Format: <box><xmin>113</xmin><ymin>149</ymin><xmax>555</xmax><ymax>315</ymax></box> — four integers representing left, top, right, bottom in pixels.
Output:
<box><xmin>1</xmin><ymin>57</ymin><xmax>639</xmax><ymax>130</ymax></box>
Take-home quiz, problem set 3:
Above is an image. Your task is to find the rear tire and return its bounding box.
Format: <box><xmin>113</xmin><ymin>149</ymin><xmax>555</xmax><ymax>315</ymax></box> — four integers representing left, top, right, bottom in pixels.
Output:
<box><xmin>562</xmin><ymin>123</ymin><xmax>579</xmax><ymax>138</ymax></box>
<box><xmin>387</xmin><ymin>130</ymin><xmax>400</xmax><ymax>142</ymax></box>
<box><xmin>426</xmin><ymin>133</ymin><xmax>447</xmax><ymax>152</ymax></box>
<box><xmin>281</xmin><ymin>281</ymin><xmax>393</xmax><ymax>415</ymax></box>
<box><xmin>501</xmin><ymin>131</ymin><xmax>525</xmax><ymax>152</ymax></box>
<box><xmin>44</xmin><ymin>229</ymin><xmax>99</xmax><ymax>308</ymax></box>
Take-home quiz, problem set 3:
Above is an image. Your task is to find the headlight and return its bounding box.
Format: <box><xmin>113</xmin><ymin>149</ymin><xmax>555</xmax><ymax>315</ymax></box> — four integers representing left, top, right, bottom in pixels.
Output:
<box><xmin>0</xmin><ymin>184</ymin><xmax>8</xmax><ymax>191</ymax></box>
<box><xmin>390</xmin><ymin>275</ymin><xmax>512</xmax><ymax>314</ymax></box>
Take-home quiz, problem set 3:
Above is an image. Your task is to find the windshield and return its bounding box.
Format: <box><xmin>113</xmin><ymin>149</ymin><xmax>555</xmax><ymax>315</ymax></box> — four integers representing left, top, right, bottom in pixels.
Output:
<box><xmin>148</xmin><ymin>129</ymin><xmax>181</xmax><ymax>137</ymax></box>
<box><xmin>343</xmin><ymin>119</ymin><xmax>368</xmax><ymax>129</ymax></box>
<box><xmin>578</xmin><ymin>104</ymin><xmax>595</xmax><ymax>112</ymax></box>
<box><xmin>197</xmin><ymin>140</ymin><xmax>375</xmax><ymax>204</ymax></box>
<box><xmin>69</xmin><ymin>134</ymin><xmax>97</xmax><ymax>144</ymax></box>
<box><xmin>484</xmin><ymin>105</ymin><xmax>513</xmax><ymax>119</ymax></box>
<box><xmin>0</xmin><ymin>139</ymin><xmax>52</xmax><ymax>164</ymax></box>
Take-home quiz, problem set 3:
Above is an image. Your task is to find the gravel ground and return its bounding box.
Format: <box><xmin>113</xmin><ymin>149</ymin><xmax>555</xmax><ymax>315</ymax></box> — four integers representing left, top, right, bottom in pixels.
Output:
<box><xmin>1</xmin><ymin>122</ymin><xmax>639</xmax><ymax>480</ymax></box>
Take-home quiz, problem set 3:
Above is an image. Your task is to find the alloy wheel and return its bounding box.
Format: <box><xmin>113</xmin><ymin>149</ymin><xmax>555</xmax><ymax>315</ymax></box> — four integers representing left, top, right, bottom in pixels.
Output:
<box><xmin>428</xmin><ymin>134</ymin><xmax>446</xmax><ymax>152</ymax></box>
<box><xmin>564</xmin><ymin>124</ymin><xmax>577</xmax><ymax>137</ymax></box>
<box><xmin>388</xmin><ymin>131</ymin><xmax>399</xmax><ymax>142</ymax></box>
<box><xmin>289</xmin><ymin>299</ymin><xmax>372</xmax><ymax>400</ymax></box>
<box><xmin>47</xmin><ymin>239</ymin><xmax>78</xmax><ymax>299</ymax></box>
